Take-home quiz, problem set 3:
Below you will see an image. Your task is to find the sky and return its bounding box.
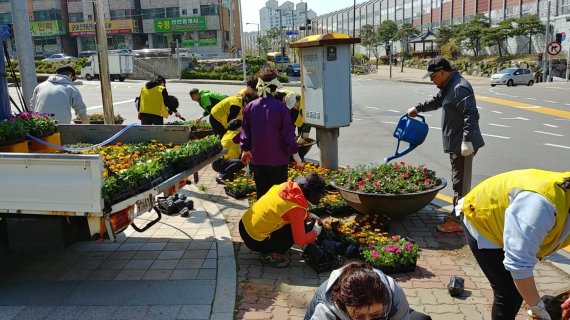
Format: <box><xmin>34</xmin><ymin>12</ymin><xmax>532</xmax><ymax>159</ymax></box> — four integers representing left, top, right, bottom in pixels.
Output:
<box><xmin>240</xmin><ymin>0</ymin><xmax>368</xmax><ymax>32</ymax></box>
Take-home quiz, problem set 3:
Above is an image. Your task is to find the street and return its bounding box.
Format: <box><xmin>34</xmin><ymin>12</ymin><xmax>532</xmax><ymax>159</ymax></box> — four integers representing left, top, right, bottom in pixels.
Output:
<box><xmin>10</xmin><ymin>76</ymin><xmax>570</xmax><ymax>200</ymax></box>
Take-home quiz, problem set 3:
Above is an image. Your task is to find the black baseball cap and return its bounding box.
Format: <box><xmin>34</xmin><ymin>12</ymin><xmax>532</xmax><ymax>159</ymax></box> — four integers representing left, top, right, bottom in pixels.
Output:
<box><xmin>56</xmin><ymin>65</ymin><xmax>76</xmax><ymax>76</ymax></box>
<box><xmin>422</xmin><ymin>56</ymin><xmax>452</xmax><ymax>79</ymax></box>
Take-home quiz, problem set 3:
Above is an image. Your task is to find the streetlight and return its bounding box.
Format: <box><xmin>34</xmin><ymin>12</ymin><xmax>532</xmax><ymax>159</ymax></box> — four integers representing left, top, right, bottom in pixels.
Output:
<box><xmin>246</xmin><ymin>22</ymin><xmax>260</xmax><ymax>56</ymax></box>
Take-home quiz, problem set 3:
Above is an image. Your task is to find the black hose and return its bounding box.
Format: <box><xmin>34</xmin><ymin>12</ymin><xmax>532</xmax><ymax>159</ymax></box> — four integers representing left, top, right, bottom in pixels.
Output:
<box><xmin>3</xmin><ymin>39</ymin><xmax>28</xmax><ymax>112</ymax></box>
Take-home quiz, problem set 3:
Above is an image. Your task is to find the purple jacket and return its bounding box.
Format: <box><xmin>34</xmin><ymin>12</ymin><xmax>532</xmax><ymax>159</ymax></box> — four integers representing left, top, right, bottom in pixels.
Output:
<box><xmin>240</xmin><ymin>95</ymin><xmax>298</xmax><ymax>166</ymax></box>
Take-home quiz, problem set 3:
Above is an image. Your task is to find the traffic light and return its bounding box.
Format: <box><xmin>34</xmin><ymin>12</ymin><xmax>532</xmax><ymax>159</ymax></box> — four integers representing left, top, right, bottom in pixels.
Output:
<box><xmin>555</xmin><ymin>33</ymin><xmax>563</xmax><ymax>43</ymax></box>
<box><xmin>281</xmin><ymin>46</ymin><xmax>286</xmax><ymax>57</ymax></box>
<box><xmin>170</xmin><ymin>42</ymin><xmax>176</xmax><ymax>54</ymax></box>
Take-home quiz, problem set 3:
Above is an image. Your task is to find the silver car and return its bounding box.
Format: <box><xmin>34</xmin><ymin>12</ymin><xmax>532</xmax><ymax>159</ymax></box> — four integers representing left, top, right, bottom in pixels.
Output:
<box><xmin>490</xmin><ymin>68</ymin><xmax>534</xmax><ymax>87</ymax></box>
<box><xmin>41</xmin><ymin>53</ymin><xmax>77</xmax><ymax>62</ymax></box>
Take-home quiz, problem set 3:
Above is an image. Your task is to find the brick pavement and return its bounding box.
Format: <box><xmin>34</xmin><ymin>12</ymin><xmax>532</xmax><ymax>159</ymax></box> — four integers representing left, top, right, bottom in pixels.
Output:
<box><xmin>194</xmin><ymin>166</ymin><xmax>570</xmax><ymax>320</ymax></box>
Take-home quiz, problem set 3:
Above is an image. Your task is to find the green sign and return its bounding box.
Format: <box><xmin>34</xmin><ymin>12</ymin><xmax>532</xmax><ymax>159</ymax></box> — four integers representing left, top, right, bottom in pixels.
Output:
<box><xmin>154</xmin><ymin>17</ymin><xmax>206</xmax><ymax>33</ymax></box>
<box><xmin>30</xmin><ymin>20</ymin><xmax>65</xmax><ymax>37</ymax></box>
<box><xmin>199</xmin><ymin>39</ymin><xmax>217</xmax><ymax>46</ymax></box>
<box><xmin>181</xmin><ymin>40</ymin><xmax>195</xmax><ymax>47</ymax></box>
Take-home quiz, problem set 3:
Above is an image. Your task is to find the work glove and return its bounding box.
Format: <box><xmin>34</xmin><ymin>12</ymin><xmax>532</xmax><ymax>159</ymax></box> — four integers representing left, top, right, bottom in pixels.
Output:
<box><xmin>528</xmin><ymin>300</ymin><xmax>551</xmax><ymax>320</ymax></box>
<box><xmin>309</xmin><ymin>212</ymin><xmax>320</xmax><ymax>221</ymax></box>
<box><xmin>241</xmin><ymin>151</ymin><xmax>252</xmax><ymax>165</ymax></box>
<box><xmin>461</xmin><ymin>141</ymin><xmax>474</xmax><ymax>156</ymax></box>
<box><xmin>292</xmin><ymin>153</ymin><xmax>302</xmax><ymax>167</ymax></box>
<box><xmin>311</xmin><ymin>223</ymin><xmax>322</xmax><ymax>237</ymax></box>
<box><xmin>407</xmin><ymin>107</ymin><xmax>418</xmax><ymax>117</ymax></box>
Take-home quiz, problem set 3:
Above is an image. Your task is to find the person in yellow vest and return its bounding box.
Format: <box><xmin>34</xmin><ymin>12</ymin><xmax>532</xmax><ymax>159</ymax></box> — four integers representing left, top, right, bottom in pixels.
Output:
<box><xmin>457</xmin><ymin>169</ymin><xmax>570</xmax><ymax>320</ymax></box>
<box><xmin>239</xmin><ymin>173</ymin><xmax>326</xmax><ymax>268</ymax></box>
<box><xmin>209</xmin><ymin>92</ymin><xmax>257</xmax><ymax>139</ymax></box>
<box><xmin>137</xmin><ymin>76</ymin><xmax>180</xmax><ymax>125</ymax></box>
<box><xmin>212</xmin><ymin>119</ymin><xmax>245</xmax><ymax>184</ymax></box>
<box><xmin>274</xmin><ymin>89</ymin><xmax>308</xmax><ymax>137</ymax></box>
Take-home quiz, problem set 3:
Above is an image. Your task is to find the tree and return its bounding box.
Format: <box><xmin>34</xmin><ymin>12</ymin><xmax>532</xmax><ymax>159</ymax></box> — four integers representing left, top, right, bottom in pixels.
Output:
<box><xmin>263</xmin><ymin>27</ymin><xmax>285</xmax><ymax>52</ymax></box>
<box><xmin>457</xmin><ymin>14</ymin><xmax>489</xmax><ymax>56</ymax></box>
<box><xmin>481</xmin><ymin>19</ymin><xmax>515</xmax><ymax>57</ymax></box>
<box><xmin>435</xmin><ymin>26</ymin><xmax>454</xmax><ymax>46</ymax></box>
<box><xmin>514</xmin><ymin>15</ymin><xmax>546</xmax><ymax>54</ymax></box>
<box><xmin>395</xmin><ymin>23</ymin><xmax>419</xmax><ymax>72</ymax></box>
<box><xmin>377</xmin><ymin>20</ymin><xmax>398</xmax><ymax>56</ymax></box>
<box><xmin>359</xmin><ymin>24</ymin><xmax>382</xmax><ymax>67</ymax></box>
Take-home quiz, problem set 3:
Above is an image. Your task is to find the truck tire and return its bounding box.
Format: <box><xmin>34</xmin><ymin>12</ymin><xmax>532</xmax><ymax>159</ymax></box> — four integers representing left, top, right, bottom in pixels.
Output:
<box><xmin>119</xmin><ymin>77</ymin><xmax>125</xmax><ymax>82</ymax></box>
<box><xmin>85</xmin><ymin>74</ymin><xmax>93</xmax><ymax>81</ymax></box>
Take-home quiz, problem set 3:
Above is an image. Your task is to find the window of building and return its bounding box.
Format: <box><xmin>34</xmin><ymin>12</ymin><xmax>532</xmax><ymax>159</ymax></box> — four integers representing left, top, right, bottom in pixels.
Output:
<box><xmin>142</xmin><ymin>7</ymin><xmax>179</xmax><ymax>19</ymax></box>
<box><xmin>200</xmin><ymin>4</ymin><xmax>218</xmax><ymax>16</ymax></box>
<box><xmin>561</xmin><ymin>0</ymin><xmax>570</xmax><ymax>14</ymax></box>
<box><xmin>182</xmin><ymin>9</ymin><xmax>187</xmax><ymax>15</ymax></box>
<box><xmin>110</xmin><ymin>9</ymin><xmax>131</xmax><ymax>19</ymax></box>
<box><xmin>193</xmin><ymin>8</ymin><xmax>199</xmax><ymax>14</ymax></box>
<box><xmin>166</xmin><ymin>7</ymin><xmax>179</xmax><ymax>17</ymax></box>
<box><xmin>34</xmin><ymin>9</ymin><xmax>62</xmax><ymax>21</ymax></box>
<box><xmin>0</xmin><ymin>0</ymin><xmax>11</xmax><ymax>3</ymax></box>
<box><xmin>68</xmin><ymin>12</ymin><xmax>83</xmax><ymax>22</ymax></box>
<box><xmin>0</xmin><ymin>12</ymin><xmax>11</xmax><ymax>24</ymax></box>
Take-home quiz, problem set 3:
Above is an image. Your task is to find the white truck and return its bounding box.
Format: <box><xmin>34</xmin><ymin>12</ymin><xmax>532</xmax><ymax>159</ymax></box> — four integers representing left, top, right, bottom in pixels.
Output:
<box><xmin>80</xmin><ymin>52</ymin><xmax>133</xmax><ymax>81</ymax></box>
<box><xmin>0</xmin><ymin>125</ymin><xmax>223</xmax><ymax>256</ymax></box>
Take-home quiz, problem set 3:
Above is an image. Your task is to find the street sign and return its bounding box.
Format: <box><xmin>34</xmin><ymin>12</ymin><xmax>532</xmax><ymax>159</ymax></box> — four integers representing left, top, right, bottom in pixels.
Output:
<box><xmin>546</xmin><ymin>41</ymin><xmax>562</xmax><ymax>55</ymax></box>
<box><xmin>286</xmin><ymin>30</ymin><xmax>299</xmax><ymax>36</ymax></box>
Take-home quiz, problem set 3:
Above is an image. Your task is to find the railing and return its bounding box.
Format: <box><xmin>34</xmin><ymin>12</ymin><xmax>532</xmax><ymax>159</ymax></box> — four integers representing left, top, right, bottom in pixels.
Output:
<box><xmin>134</xmin><ymin>58</ymin><xmax>155</xmax><ymax>77</ymax></box>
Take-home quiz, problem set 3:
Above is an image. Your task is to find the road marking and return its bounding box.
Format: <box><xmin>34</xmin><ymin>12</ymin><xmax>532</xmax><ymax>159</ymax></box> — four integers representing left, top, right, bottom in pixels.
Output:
<box><xmin>489</xmin><ymin>123</ymin><xmax>511</xmax><ymax>128</ymax></box>
<box><xmin>382</xmin><ymin>121</ymin><xmax>398</xmax><ymax>125</ymax></box>
<box><xmin>87</xmin><ymin>99</ymin><xmax>135</xmax><ymax>111</ymax></box>
<box><xmin>543</xmin><ymin>124</ymin><xmax>558</xmax><ymax>128</ymax></box>
<box><xmin>565</xmin><ymin>104</ymin><xmax>570</xmax><ymax>106</ymax></box>
<box><xmin>477</xmin><ymin>95</ymin><xmax>570</xmax><ymax>119</ymax></box>
<box><xmin>429</xmin><ymin>126</ymin><xmax>441</xmax><ymax>130</ymax></box>
<box><xmin>525</xmin><ymin>97</ymin><xmax>538</xmax><ymax>101</ymax></box>
<box><xmin>500</xmin><ymin>117</ymin><xmax>530</xmax><ymax>121</ymax></box>
<box><xmin>534</xmin><ymin>130</ymin><xmax>564</xmax><ymax>137</ymax></box>
<box><xmin>491</xmin><ymin>110</ymin><xmax>503</xmax><ymax>114</ymax></box>
<box><xmin>544</xmin><ymin>143</ymin><xmax>570</xmax><ymax>150</ymax></box>
<box><xmin>436</xmin><ymin>193</ymin><xmax>453</xmax><ymax>204</ymax></box>
<box><xmin>366</xmin><ymin>106</ymin><xmax>380</xmax><ymax>110</ymax></box>
<box><xmin>482</xmin><ymin>133</ymin><xmax>510</xmax><ymax>139</ymax></box>
<box><xmin>388</xmin><ymin>109</ymin><xmax>400</xmax><ymax>113</ymax></box>
<box><xmin>543</xmin><ymin>100</ymin><xmax>558</xmax><ymax>104</ymax></box>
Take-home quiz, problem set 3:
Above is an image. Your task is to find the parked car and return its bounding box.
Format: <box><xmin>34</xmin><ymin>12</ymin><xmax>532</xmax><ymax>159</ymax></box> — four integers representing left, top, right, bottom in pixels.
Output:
<box><xmin>78</xmin><ymin>51</ymin><xmax>97</xmax><ymax>58</ymax></box>
<box><xmin>490</xmin><ymin>67</ymin><xmax>534</xmax><ymax>87</ymax></box>
<box><xmin>41</xmin><ymin>53</ymin><xmax>77</xmax><ymax>62</ymax></box>
<box><xmin>285</xmin><ymin>63</ymin><xmax>301</xmax><ymax>76</ymax></box>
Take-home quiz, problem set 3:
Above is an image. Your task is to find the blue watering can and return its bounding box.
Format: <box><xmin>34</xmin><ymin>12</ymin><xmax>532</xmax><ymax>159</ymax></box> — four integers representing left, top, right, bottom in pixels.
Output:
<box><xmin>384</xmin><ymin>114</ymin><xmax>429</xmax><ymax>163</ymax></box>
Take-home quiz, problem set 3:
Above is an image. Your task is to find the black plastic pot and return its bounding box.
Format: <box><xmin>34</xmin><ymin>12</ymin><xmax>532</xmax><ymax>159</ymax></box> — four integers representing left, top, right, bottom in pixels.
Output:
<box><xmin>331</xmin><ymin>178</ymin><xmax>447</xmax><ymax>220</ymax></box>
<box><xmin>298</xmin><ymin>137</ymin><xmax>316</xmax><ymax>159</ymax></box>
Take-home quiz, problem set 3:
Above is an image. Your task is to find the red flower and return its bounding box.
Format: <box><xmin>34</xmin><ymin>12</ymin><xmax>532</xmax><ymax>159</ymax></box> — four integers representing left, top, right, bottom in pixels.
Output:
<box><xmin>424</xmin><ymin>178</ymin><xmax>431</xmax><ymax>186</ymax></box>
<box><xmin>402</xmin><ymin>172</ymin><xmax>409</xmax><ymax>179</ymax></box>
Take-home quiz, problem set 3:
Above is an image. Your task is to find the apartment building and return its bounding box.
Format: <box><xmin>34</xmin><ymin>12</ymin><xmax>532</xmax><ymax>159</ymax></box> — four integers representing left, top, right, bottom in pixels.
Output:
<box><xmin>311</xmin><ymin>0</ymin><xmax>570</xmax><ymax>54</ymax></box>
<box><xmin>0</xmin><ymin>0</ymin><xmax>242</xmax><ymax>57</ymax></box>
<box><xmin>259</xmin><ymin>0</ymin><xmax>316</xmax><ymax>33</ymax></box>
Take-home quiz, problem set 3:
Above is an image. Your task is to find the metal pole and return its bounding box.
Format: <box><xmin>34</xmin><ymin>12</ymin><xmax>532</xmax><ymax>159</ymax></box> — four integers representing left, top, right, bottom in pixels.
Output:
<box><xmin>543</xmin><ymin>0</ymin><xmax>550</xmax><ymax>82</ymax></box>
<box><xmin>389</xmin><ymin>40</ymin><xmax>393</xmax><ymax>78</ymax></box>
<box><xmin>10</xmin><ymin>0</ymin><xmax>37</xmax><ymax>108</ymax></box>
<box><xmin>93</xmin><ymin>0</ymin><xmax>114</xmax><ymax>124</ymax></box>
<box><xmin>177</xmin><ymin>39</ymin><xmax>181</xmax><ymax>80</ymax></box>
<box><xmin>0</xmin><ymin>37</ymin><xmax>9</xmax><ymax>119</ymax></box>
<box><xmin>291</xmin><ymin>11</ymin><xmax>296</xmax><ymax>63</ymax></box>
<box><xmin>257</xmin><ymin>24</ymin><xmax>260</xmax><ymax>56</ymax></box>
<box><xmin>279</xmin><ymin>9</ymin><xmax>284</xmax><ymax>72</ymax></box>
<box><xmin>567</xmin><ymin>40</ymin><xmax>570</xmax><ymax>80</ymax></box>
<box><xmin>229</xmin><ymin>0</ymin><xmax>235</xmax><ymax>58</ymax></box>
<box><xmin>352</xmin><ymin>0</ymin><xmax>356</xmax><ymax>56</ymax></box>
<box><xmin>239</xmin><ymin>0</ymin><xmax>246</xmax><ymax>84</ymax></box>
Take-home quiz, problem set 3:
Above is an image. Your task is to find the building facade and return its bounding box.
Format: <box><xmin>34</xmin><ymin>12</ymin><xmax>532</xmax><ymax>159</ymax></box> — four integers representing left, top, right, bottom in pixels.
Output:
<box><xmin>311</xmin><ymin>0</ymin><xmax>570</xmax><ymax>55</ymax></box>
<box><xmin>259</xmin><ymin>0</ymin><xmax>316</xmax><ymax>33</ymax></box>
<box><xmin>0</xmin><ymin>0</ymin><xmax>242</xmax><ymax>57</ymax></box>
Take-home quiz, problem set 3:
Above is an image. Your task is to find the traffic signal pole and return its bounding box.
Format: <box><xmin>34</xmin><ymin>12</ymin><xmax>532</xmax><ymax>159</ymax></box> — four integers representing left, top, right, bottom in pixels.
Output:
<box><xmin>10</xmin><ymin>0</ymin><xmax>37</xmax><ymax>108</ymax></box>
<box><xmin>0</xmin><ymin>32</ymin><xmax>10</xmax><ymax>119</ymax></box>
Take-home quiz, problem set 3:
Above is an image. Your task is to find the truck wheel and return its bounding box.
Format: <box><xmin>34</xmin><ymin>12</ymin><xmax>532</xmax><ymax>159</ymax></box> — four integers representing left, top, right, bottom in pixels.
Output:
<box><xmin>119</xmin><ymin>77</ymin><xmax>125</xmax><ymax>82</ymax></box>
<box><xmin>85</xmin><ymin>74</ymin><xmax>93</xmax><ymax>81</ymax></box>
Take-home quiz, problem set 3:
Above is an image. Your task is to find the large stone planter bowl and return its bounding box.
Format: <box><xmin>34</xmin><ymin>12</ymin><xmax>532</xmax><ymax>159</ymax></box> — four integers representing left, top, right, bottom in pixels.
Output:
<box><xmin>331</xmin><ymin>178</ymin><xmax>447</xmax><ymax>220</ymax></box>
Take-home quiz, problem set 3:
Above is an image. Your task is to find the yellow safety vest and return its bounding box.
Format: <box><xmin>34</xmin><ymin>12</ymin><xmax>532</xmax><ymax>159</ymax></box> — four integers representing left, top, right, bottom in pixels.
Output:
<box><xmin>139</xmin><ymin>86</ymin><xmax>168</xmax><ymax>118</ymax></box>
<box><xmin>462</xmin><ymin>169</ymin><xmax>570</xmax><ymax>257</ymax></box>
<box><xmin>221</xmin><ymin>130</ymin><xmax>240</xmax><ymax>159</ymax></box>
<box><xmin>241</xmin><ymin>183</ymin><xmax>307</xmax><ymax>241</ymax></box>
<box><xmin>278</xmin><ymin>89</ymin><xmax>304</xmax><ymax>127</ymax></box>
<box><xmin>210</xmin><ymin>96</ymin><xmax>243</xmax><ymax>129</ymax></box>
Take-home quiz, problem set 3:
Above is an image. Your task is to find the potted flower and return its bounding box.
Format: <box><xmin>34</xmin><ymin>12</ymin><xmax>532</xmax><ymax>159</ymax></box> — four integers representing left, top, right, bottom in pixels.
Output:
<box><xmin>360</xmin><ymin>235</ymin><xmax>419</xmax><ymax>274</ymax></box>
<box><xmin>166</xmin><ymin>120</ymin><xmax>214</xmax><ymax>139</ymax></box>
<box><xmin>0</xmin><ymin>119</ymin><xmax>28</xmax><ymax>152</ymax></box>
<box><xmin>11</xmin><ymin>112</ymin><xmax>57</xmax><ymax>138</ymax></box>
<box><xmin>75</xmin><ymin>113</ymin><xmax>125</xmax><ymax>124</ymax></box>
<box><xmin>224</xmin><ymin>175</ymin><xmax>256</xmax><ymax>199</ymax></box>
<box><xmin>331</xmin><ymin>162</ymin><xmax>447</xmax><ymax>220</ymax></box>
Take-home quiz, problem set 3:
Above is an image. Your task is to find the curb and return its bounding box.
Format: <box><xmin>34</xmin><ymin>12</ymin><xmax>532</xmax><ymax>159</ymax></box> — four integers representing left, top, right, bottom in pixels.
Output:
<box><xmin>169</xmin><ymin>79</ymin><xmax>301</xmax><ymax>88</ymax></box>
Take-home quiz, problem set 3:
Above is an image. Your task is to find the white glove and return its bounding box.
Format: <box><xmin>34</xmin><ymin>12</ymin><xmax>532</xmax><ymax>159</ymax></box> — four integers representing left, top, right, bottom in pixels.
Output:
<box><xmin>311</xmin><ymin>223</ymin><xmax>322</xmax><ymax>236</ymax></box>
<box><xmin>528</xmin><ymin>300</ymin><xmax>551</xmax><ymax>320</ymax></box>
<box><xmin>461</xmin><ymin>141</ymin><xmax>474</xmax><ymax>156</ymax></box>
<box><xmin>309</xmin><ymin>213</ymin><xmax>320</xmax><ymax>221</ymax></box>
<box><xmin>293</xmin><ymin>153</ymin><xmax>302</xmax><ymax>166</ymax></box>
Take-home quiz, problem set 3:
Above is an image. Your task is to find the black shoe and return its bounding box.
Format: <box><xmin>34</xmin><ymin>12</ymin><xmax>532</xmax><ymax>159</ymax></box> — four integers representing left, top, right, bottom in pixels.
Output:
<box><xmin>215</xmin><ymin>176</ymin><xmax>226</xmax><ymax>185</ymax></box>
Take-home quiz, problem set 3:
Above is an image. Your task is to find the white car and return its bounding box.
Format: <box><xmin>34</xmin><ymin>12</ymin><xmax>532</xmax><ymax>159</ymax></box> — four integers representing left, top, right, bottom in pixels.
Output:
<box><xmin>490</xmin><ymin>68</ymin><xmax>534</xmax><ymax>87</ymax></box>
<box><xmin>41</xmin><ymin>53</ymin><xmax>77</xmax><ymax>62</ymax></box>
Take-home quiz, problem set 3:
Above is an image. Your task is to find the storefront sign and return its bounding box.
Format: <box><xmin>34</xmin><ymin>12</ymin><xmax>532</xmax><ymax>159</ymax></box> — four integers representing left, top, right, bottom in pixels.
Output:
<box><xmin>198</xmin><ymin>39</ymin><xmax>217</xmax><ymax>46</ymax></box>
<box><xmin>181</xmin><ymin>40</ymin><xmax>195</xmax><ymax>47</ymax></box>
<box><xmin>154</xmin><ymin>17</ymin><xmax>206</xmax><ymax>33</ymax></box>
<box><xmin>30</xmin><ymin>21</ymin><xmax>65</xmax><ymax>37</ymax></box>
<box><xmin>68</xmin><ymin>20</ymin><xmax>134</xmax><ymax>36</ymax></box>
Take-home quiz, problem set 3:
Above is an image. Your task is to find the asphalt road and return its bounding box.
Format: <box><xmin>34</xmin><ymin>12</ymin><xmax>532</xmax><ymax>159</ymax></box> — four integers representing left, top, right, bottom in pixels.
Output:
<box><xmin>9</xmin><ymin>76</ymin><xmax>569</xmax><ymax>200</ymax></box>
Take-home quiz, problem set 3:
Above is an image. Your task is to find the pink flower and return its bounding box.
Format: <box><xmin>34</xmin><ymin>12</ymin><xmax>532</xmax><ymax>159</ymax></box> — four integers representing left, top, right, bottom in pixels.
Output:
<box><xmin>384</xmin><ymin>245</ymin><xmax>397</xmax><ymax>252</ymax></box>
<box><xmin>405</xmin><ymin>243</ymin><xmax>414</xmax><ymax>251</ymax></box>
<box><xmin>391</xmin><ymin>235</ymin><xmax>399</xmax><ymax>242</ymax></box>
<box><xmin>372</xmin><ymin>250</ymin><xmax>379</xmax><ymax>259</ymax></box>
<box><xmin>403</xmin><ymin>172</ymin><xmax>409</xmax><ymax>179</ymax></box>
<box><xmin>424</xmin><ymin>178</ymin><xmax>431</xmax><ymax>186</ymax></box>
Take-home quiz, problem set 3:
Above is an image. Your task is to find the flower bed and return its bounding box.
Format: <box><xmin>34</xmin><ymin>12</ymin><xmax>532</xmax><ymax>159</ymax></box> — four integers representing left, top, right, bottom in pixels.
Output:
<box><xmin>318</xmin><ymin>215</ymin><xmax>419</xmax><ymax>274</ymax></box>
<box><xmin>11</xmin><ymin>112</ymin><xmax>57</xmax><ymax>138</ymax></box>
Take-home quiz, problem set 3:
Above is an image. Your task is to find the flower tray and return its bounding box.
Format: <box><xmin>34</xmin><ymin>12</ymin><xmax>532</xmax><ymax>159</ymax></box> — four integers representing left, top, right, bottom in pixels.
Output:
<box><xmin>302</xmin><ymin>244</ymin><xmax>345</xmax><ymax>273</ymax></box>
<box><xmin>135</xmin><ymin>176</ymin><xmax>165</xmax><ymax>194</ymax></box>
<box><xmin>172</xmin><ymin>156</ymin><xmax>201</xmax><ymax>172</ymax></box>
<box><xmin>224</xmin><ymin>186</ymin><xmax>254</xmax><ymax>199</ymax></box>
<box><xmin>189</xmin><ymin>128</ymin><xmax>214</xmax><ymax>140</ymax></box>
<box><xmin>376</xmin><ymin>261</ymin><xmax>417</xmax><ymax>275</ymax></box>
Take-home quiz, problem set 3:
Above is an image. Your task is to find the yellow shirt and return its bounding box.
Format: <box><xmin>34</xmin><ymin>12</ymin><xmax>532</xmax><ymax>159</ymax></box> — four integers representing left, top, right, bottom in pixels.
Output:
<box><xmin>210</xmin><ymin>96</ymin><xmax>243</xmax><ymax>129</ymax></box>
<box><xmin>221</xmin><ymin>130</ymin><xmax>240</xmax><ymax>159</ymax></box>
<box><xmin>139</xmin><ymin>86</ymin><xmax>168</xmax><ymax>118</ymax></box>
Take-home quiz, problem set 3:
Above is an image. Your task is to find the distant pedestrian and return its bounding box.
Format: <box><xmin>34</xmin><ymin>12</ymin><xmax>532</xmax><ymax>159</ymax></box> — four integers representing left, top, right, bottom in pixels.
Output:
<box><xmin>30</xmin><ymin>65</ymin><xmax>89</xmax><ymax>124</ymax></box>
<box><xmin>407</xmin><ymin>56</ymin><xmax>485</xmax><ymax>233</ymax></box>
